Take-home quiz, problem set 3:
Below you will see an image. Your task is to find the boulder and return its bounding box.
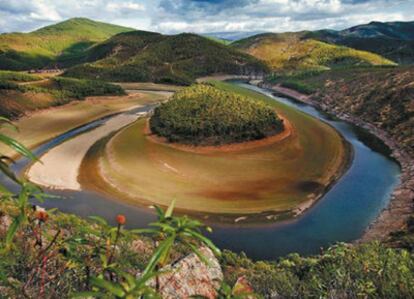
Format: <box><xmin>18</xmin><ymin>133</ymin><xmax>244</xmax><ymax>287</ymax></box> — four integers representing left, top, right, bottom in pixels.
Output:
<box><xmin>156</xmin><ymin>247</ymin><xmax>223</xmax><ymax>299</ymax></box>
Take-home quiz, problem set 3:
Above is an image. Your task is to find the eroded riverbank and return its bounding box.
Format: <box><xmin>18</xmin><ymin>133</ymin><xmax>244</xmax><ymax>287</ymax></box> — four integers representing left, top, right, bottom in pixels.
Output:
<box><xmin>260</xmin><ymin>82</ymin><xmax>412</xmax><ymax>242</ymax></box>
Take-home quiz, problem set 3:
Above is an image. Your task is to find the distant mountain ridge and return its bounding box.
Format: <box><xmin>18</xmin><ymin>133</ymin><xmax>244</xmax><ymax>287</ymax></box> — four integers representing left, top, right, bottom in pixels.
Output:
<box><xmin>203</xmin><ymin>31</ymin><xmax>266</xmax><ymax>41</ymax></box>
<box><xmin>308</xmin><ymin>21</ymin><xmax>414</xmax><ymax>64</ymax></box>
<box><xmin>233</xmin><ymin>31</ymin><xmax>395</xmax><ymax>71</ymax></box>
<box><xmin>0</xmin><ymin>18</ymin><xmax>413</xmax><ymax>76</ymax></box>
<box><xmin>0</xmin><ymin>18</ymin><xmax>134</xmax><ymax>70</ymax></box>
<box><xmin>338</xmin><ymin>21</ymin><xmax>414</xmax><ymax>40</ymax></box>
<box><xmin>64</xmin><ymin>31</ymin><xmax>268</xmax><ymax>84</ymax></box>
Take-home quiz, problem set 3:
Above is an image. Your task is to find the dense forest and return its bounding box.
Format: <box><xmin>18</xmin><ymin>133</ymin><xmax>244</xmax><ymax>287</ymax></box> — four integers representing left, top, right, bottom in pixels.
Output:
<box><xmin>150</xmin><ymin>84</ymin><xmax>284</xmax><ymax>145</ymax></box>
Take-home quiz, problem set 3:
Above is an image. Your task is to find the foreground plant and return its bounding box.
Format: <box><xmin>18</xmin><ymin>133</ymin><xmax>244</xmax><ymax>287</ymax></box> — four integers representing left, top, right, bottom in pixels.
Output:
<box><xmin>78</xmin><ymin>201</ymin><xmax>222</xmax><ymax>298</ymax></box>
<box><xmin>0</xmin><ymin>117</ymin><xmax>49</xmax><ymax>249</ymax></box>
<box><xmin>137</xmin><ymin>200</ymin><xmax>221</xmax><ymax>277</ymax></box>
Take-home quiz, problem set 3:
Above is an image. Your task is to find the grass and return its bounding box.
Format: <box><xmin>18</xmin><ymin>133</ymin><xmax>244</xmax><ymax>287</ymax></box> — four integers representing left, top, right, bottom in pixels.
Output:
<box><xmin>91</xmin><ymin>81</ymin><xmax>347</xmax><ymax>219</ymax></box>
<box><xmin>233</xmin><ymin>33</ymin><xmax>396</xmax><ymax>71</ymax></box>
<box><xmin>150</xmin><ymin>84</ymin><xmax>283</xmax><ymax>145</ymax></box>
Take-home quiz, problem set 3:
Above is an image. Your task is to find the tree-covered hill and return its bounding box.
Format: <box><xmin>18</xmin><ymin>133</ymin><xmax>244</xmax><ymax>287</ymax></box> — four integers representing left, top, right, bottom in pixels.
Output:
<box><xmin>309</xmin><ymin>21</ymin><xmax>414</xmax><ymax>64</ymax></box>
<box><xmin>0</xmin><ymin>18</ymin><xmax>134</xmax><ymax>70</ymax></box>
<box><xmin>233</xmin><ymin>32</ymin><xmax>395</xmax><ymax>72</ymax></box>
<box><xmin>150</xmin><ymin>84</ymin><xmax>284</xmax><ymax>145</ymax></box>
<box><xmin>64</xmin><ymin>32</ymin><xmax>269</xmax><ymax>85</ymax></box>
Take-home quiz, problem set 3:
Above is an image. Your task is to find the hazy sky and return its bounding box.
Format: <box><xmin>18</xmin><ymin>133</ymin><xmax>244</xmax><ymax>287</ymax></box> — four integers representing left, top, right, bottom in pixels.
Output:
<box><xmin>0</xmin><ymin>0</ymin><xmax>412</xmax><ymax>34</ymax></box>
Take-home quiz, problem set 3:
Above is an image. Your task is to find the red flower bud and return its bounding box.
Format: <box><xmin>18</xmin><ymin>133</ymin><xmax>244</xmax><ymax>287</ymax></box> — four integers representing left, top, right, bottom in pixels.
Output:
<box><xmin>36</xmin><ymin>210</ymin><xmax>48</xmax><ymax>222</ymax></box>
<box><xmin>116</xmin><ymin>214</ymin><xmax>126</xmax><ymax>225</ymax></box>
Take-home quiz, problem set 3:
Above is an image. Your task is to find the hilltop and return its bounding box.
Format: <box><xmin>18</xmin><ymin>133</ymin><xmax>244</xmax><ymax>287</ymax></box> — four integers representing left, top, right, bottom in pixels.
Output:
<box><xmin>0</xmin><ymin>18</ymin><xmax>133</xmax><ymax>70</ymax></box>
<box><xmin>233</xmin><ymin>32</ymin><xmax>395</xmax><ymax>71</ymax></box>
<box><xmin>64</xmin><ymin>31</ymin><xmax>268</xmax><ymax>84</ymax></box>
<box><xmin>310</xmin><ymin>21</ymin><xmax>414</xmax><ymax>64</ymax></box>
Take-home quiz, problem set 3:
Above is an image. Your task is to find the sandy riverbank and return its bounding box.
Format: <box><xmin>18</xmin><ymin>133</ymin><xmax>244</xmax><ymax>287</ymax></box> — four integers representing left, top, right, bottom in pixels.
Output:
<box><xmin>0</xmin><ymin>91</ymin><xmax>163</xmax><ymax>158</ymax></box>
<box><xmin>26</xmin><ymin>109</ymin><xmax>148</xmax><ymax>190</ymax></box>
<box><xmin>259</xmin><ymin>82</ymin><xmax>414</xmax><ymax>242</ymax></box>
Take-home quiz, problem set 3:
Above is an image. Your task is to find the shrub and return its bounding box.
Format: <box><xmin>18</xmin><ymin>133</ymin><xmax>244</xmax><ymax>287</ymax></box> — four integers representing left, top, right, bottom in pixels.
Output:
<box><xmin>0</xmin><ymin>70</ymin><xmax>41</xmax><ymax>82</ymax></box>
<box><xmin>52</xmin><ymin>77</ymin><xmax>125</xmax><ymax>99</ymax></box>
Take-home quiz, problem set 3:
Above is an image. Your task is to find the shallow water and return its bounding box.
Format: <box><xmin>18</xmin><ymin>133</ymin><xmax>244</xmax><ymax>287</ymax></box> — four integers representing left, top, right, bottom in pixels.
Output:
<box><xmin>2</xmin><ymin>84</ymin><xmax>401</xmax><ymax>260</ymax></box>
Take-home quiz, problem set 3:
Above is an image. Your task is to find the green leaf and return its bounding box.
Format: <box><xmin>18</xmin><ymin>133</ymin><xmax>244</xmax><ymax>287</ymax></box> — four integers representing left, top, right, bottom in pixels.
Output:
<box><xmin>0</xmin><ymin>183</ymin><xmax>12</xmax><ymax>198</ymax></box>
<box><xmin>90</xmin><ymin>277</ymin><xmax>125</xmax><ymax>297</ymax></box>
<box><xmin>0</xmin><ymin>134</ymin><xmax>37</xmax><ymax>161</ymax></box>
<box><xmin>165</xmin><ymin>199</ymin><xmax>176</xmax><ymax>218</ymax></box>
<box><xmin>184</xmin><ymin>229</ymin><xmax>221</xmax><ymax>257</ymax></box>
<box><xmin>153</xmin><ymin>205</ymin><xmax>165</xmax><ymax>219</ymax></box>
<box><xmin>0</xmin><ymin>159</ymin><xmax>19</xmax><ymax>183</ymax></box>
<box><xmin>184</xmin><ymin>241</ymin><xmax>210</xmax><ymax>266</ymax></box>
<box><xmin>0</xmin><ymin>117</ymin><xmax>18</xmax><ymax>131</ymax></box>
<box><xmin>88</xmin><ymin>216</ymin><xmax>108</xmax><ymax>226</ymax></box>
<box><xmin>142</xmin><ymin>235</ymin><xmax>175</xmax><ymax>276</ymax></box>
<box><xmin>5</xmin><ymin>214</ymin><xmax>24</xmax><ymax>246</ymax></box>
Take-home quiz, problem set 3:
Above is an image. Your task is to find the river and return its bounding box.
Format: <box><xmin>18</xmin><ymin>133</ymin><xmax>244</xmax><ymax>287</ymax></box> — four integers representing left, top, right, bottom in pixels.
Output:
<box><xmin>1</xmin><ymin>83</ymin><xmax>401</xmax><ymax>260</ymax></box>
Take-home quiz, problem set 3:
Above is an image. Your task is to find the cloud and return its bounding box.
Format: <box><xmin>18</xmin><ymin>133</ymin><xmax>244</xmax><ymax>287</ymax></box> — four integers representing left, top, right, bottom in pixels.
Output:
<box><xmin>0</xmin><ymin>0</ymin><xmax>412</xmax><ymax>34</ymax></box>
<box><xmin>0</xmin><ymin>0</ymin><xmax>149</xmax><ymax>32</ymax></box>
<box><xmin>153</xmin><ymin>0</ymin><xmax>413</xmax><ymax>33</ymax></box>
<box><xmin>106</xmin><ymin>1</ymin><xmax>145</xmax><ymax>12</ymax></box>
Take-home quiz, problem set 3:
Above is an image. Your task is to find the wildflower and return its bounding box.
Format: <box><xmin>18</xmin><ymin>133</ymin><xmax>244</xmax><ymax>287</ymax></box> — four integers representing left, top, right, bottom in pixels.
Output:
<box><xmin>36</xmin><ymin>210</ymin><xmax>48</xmax><ymax>223</ymax></box>
<box><xmin>116</xmin><ymin>214</ymin><xmax>126</xmax><ymax>226</ymax></box>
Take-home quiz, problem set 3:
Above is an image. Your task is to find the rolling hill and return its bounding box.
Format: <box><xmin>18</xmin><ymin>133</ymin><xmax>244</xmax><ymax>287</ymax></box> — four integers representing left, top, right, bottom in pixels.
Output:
<box><xmin>309</xmin><ymin>21</ymin><xmax>414</xmax><ymax>64</ymax></box>
<box><xmin>233</xmin><ymin>32</ymin><xmax>395</xmax><ymax>71</ymax></box>
<box><xmin>64</xmin><ymin>31</ymin><xmax>269</xmax><ymax>84</ymax></box>
<box><xmin>0</xmin><ymin>18</ymin><xmax>133</xmax><ymax>70</ymax></box>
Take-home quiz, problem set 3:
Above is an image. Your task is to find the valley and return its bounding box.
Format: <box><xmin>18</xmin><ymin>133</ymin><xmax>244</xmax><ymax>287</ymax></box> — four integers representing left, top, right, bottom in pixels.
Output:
<box><xmin>0</xmin><ymin>14</ymin><xmax>413</xmax><ymax>299</ymax></box>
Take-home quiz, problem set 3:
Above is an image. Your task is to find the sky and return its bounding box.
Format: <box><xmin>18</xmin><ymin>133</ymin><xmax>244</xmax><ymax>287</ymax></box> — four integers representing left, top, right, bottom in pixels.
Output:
<box><xmin>0</xmin><ymin>0</ymin><xmax>412</xmax><ymax>34</ymax></box>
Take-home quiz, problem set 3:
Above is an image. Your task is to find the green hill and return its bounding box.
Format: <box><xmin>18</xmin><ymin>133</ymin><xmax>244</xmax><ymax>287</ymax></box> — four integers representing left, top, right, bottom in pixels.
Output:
<box><xmin>0</xmin><ymin>18</ymin><xmax>134</xmax><ymax>70</ymax></box>
<box><xmin>233</xmin><ymin>32</ymin><xmax>396</xmax><ymax>72</ymax></box>
<box><xmin>150</xmin><ymin>84</ymin><xmax>283</xmax><ymax>145</ymax></box>
<box><xmin>309</xmin><ymin>21</ymin><xmax>414</xmax><ymax>64</ymax></box>
<box><xmin>64</xmin><ymin>31</ymin><xmax>269</xmax><ymax>84</ymax></box>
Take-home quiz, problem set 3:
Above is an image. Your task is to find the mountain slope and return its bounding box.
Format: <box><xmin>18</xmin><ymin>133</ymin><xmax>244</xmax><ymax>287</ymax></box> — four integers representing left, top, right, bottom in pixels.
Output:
<box><xmin>64</xmin><ymin>31</ymin><xmax>269</xmax><ymax>84</ymax></box>
<box><xmin>309</xmin><ymin>21</ymin><xmax>414</xmax><ymax>64</ymax></box>
<box><xmin>233</xmin><ymin>32</ymin><xmax>395</xmax><ymax>71</ymax></box>
<box><xmin>0</xmin><ymin>18</ymin><xmax>134</xmax><ymax>70</ymax></box>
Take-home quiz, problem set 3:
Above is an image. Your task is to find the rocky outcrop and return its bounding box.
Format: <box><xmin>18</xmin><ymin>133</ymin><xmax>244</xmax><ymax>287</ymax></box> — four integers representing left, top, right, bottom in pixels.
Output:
<box><xmin>155</xmin><ymin>247</ymin><xmax>223</xmax><ymax>299</ymax></box>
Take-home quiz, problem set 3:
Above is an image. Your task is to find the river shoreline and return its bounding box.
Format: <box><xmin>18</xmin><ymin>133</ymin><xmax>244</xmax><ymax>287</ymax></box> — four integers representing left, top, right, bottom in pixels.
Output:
<box><xmin>259</xmin><ymin>82</ymin><xmax>414</xmax><ymax>242</ymax></box>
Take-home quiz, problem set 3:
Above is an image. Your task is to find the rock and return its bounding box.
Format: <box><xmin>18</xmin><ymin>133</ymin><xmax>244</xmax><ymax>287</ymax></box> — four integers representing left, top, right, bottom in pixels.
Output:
<box><xmin>130</xmin><ymin>239</ymin><xmax>153</xmax><ymax>255</ymax></box>
<box><xmin>155</xmin><ymin>247</ymin><xmax>223</xmax><ymax>299</ymax></box>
